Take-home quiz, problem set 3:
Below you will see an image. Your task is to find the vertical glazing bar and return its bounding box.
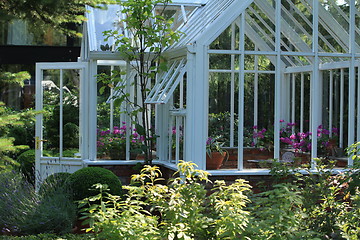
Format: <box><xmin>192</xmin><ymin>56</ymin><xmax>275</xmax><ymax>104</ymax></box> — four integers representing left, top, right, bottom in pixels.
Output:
<box><xmin>291</xmin><ymin>73</ymin><xmax>296</xmax><ymax>132</ymax></box>
<box><xmin>254</xmin><ymin>46</ymin><xmax>259</xmax><ymax>129</ymax></box>
<box><xmin>180</xmin><ymin>76</ymin><xmax>184</xmax><ymax>108</ymax></box>
<box><xmin>329</xmin><ymin>70</ymin><xmax>333</xmax><ymax>138</ymax></box>
<box><xmin>357</xmin><ymin>67</ymin><xmax>360</xmax><ymax>143</ymax></box>
<box><xmin>274</xmin><ymin>0</ymin><xmax>281</xmax><ymax>160</ymax></box>
<box><xmin>340</xmin><ymin>68</ymin><xmax>344</xmax><ymax>148</ymax></box>
<box><xmin>59</xmin><ymin>69</ymin><xmax>64</xmax><ymax>161</ymax></box>
<box><xmin>238</xmin><ymin>13</ymin><xmax>245</xmax><ymax>171</ymax></box>
<box><xmin>110</xmin><ymin>65</ymin><xmax>114</xmax><ymax>131</ymax></box>
<box><xmin>300</xmin><ymin>73</ymin><xmax>304</xmax><ymax>133</ymax></box>
<box><xmin>168</xmin><ymin>116</ymin><xmax>174</xmax><ymax>161</ymax></box>
<box><xmin>230</xmin><ymin>22</ymin><xmax>235</xmax><ymax>147</ymax></box>
<box><xmin>348</xmin><ymin>0</ymin><xmax>356</xmax><ymax>166</ymax></box>
<box><xmin>309</xmin><ymin>73</ymin><xmax>312</xmax><ymax>133</ymax></box>
<box><xmin>311</xmin><ymin>0</ymin><xmax>320</xmax><ymax>168</ymax></box>
<box><xmin>89</xmin><ymin>60</ymin><xmax>98</xmax><ymax>160</ymax></box>
<box><xmin>126</xmin><ymin>62</ymin><xmax>131</xmax><ymax>160</ymax></box>
<box><xmin>183</xmin><ymin>116</ymin><xmax>186</xmax><ymax>162</ymax></box>
<box><xmin>176</xmin><ymin>116</ymin><xmax>180</xmax><ymax>165</ymax></box>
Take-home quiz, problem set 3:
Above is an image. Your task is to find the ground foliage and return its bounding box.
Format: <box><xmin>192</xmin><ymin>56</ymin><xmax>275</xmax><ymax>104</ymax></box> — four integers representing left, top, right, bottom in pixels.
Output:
<box><xmin>77</xmin><ymin>159</ymin><xmax>360</xmax><ymax>240</ymax></box>
<box><xmin>79</xmin><ymin>161</ymin><xmax>251</xmax><ymax>240</ymax></box>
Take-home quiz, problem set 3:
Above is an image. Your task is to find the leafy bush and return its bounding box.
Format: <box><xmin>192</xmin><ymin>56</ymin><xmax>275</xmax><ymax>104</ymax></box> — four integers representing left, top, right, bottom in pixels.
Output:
<box><xmin>17</xmin><ymin>149</ymin><xmax>51</xmax><ymax>184</ymax></box>
<box><xmin>7</xmin><ymin>108</ymin><xmax>36</xmax><ymax>148</ymax></box>
<box><xmin>0</xmin><ymin>171</ymin><xmax>76</xmax><ymax>235</ymax></box>
<box><xmin>244</xmin><ymin>183</ymin><xmax>315</xmax><ymax>239</ymax></box>
<box><xmin>78</xmin><ymin>161</ymin><xmax>251</xmax><ymax>240</ymax></box>
<box><xmin>65</xmin><ymin>167</ymin><xmax>122</xmax><ymax>201</ymax></box>
<box><xmin>0</xmin><ymin>233</ymin><xmax>95</xmax><ymax>239</ymax></box>
<box><xmin>261</xmin><ymin>158</ymin><xmax>360</xmax><ymax>239</ymax></box>
<box><xmin>0</xmin><ymin>102</ymin><xmax>36</xmax><ymax>172</ymax></box>
<box><xmin>19</xmin><ymin>191</ymin><xmax>77</xmax><ymax>235</ymax></box>
<box><xmin>39</xmin><ymin>172</ymin><xmax>72</xmax><ymax>196</ymax></box>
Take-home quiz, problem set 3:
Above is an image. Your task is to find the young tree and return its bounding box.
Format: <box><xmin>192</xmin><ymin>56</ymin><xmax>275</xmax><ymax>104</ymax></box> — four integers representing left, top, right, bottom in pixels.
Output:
<box><xmin>99</xmin><ymin>0</ymin><xmax>181</xmax><ymax>164</ymax></box>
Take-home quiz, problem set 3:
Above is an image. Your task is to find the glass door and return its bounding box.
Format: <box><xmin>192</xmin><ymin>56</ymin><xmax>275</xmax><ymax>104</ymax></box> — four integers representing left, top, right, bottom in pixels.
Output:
<box><xmin>35</xmin><ymin>62</ymin><xmax>87</xmax><ymax>187</ymax></box>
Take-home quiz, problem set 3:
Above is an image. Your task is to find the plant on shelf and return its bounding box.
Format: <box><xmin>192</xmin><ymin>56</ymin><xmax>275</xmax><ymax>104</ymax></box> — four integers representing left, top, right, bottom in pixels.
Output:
<box><xmin>280</xmin><ymin>122</ymin><xmax>339</xmax><ymax>156</ymax></box>
<box><xmin>97</xmin><ymin>123</ymin><xmax>144</xmax><ymax>160</ymax></box>
<box><xmin>249</xmin><ymin>125</ymin><xmax>274</xmax><ymax>151</ymax></box>
<box><xmin>206</xmin><ymin>137</ymin><xmax>227</xmax><ymax>170</ymax></box>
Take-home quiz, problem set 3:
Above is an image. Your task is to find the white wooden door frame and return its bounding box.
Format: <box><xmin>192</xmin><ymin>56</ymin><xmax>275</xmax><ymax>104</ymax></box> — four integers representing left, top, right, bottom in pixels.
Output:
<box><xmin>35</xmin><ymin>62</ymin><xmax>87</xmax><ymax>189</ymax></box>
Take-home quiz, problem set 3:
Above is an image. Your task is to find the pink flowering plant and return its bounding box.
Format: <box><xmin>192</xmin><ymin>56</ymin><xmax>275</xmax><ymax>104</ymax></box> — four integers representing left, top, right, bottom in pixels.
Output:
<box><xmin>97</xmin><ymin>122</ymin><xmax>144</xmax><ymax>159</ymax></box>
<box><xmin>249</xmin><ymin>126</ymin><xmax>274</xmax><ymax>151</ymax></box>
<box><xmin>279</xmin><ymin>121</ymin><xmax>339</xmax><ymax>154</ymax></box>
<box><xmin>279</xmin><ymin>122</ymin><xmax>311</xmax><ymax>152</ymax></box>
<box><xmin>243</xmin><ymin>121</ymin><xmax>339</xmax><ymax>155</ymax></box>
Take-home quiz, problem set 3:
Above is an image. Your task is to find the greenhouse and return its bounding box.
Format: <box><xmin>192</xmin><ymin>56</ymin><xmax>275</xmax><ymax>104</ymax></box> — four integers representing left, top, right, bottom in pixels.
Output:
<box><xmin>35</xmin><ymin>0</ymin><xmax>360</xmax><ymax>185</ymax></box>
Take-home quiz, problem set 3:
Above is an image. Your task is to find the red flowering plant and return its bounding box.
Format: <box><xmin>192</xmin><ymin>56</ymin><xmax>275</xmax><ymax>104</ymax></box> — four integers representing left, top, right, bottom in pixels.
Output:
<box><xmin>97</xmin><ymin>122</ymin><xmax>144</xmax><ymax>160</ymax></box>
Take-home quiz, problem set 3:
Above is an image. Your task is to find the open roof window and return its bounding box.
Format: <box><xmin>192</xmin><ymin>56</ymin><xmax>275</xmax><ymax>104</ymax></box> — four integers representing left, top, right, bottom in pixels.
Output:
<box><xmin>146</xmin><ymin>58</ymin><xmax>187</xmax><ymax>104</ymax></box>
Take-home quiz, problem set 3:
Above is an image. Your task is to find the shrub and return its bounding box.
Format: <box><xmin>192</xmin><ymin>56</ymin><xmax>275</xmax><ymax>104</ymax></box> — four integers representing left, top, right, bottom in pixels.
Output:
<box><xmin>0</xmin><ymin>233</ymin><xmax>95</xmax><ymax>239</ymax></box>
<box><xmin>0</xmin><ymin>171</ymin><xmax>35</xmax><ymax>234</ymax></box>
<box><xmin>78</xmin><ymin>161</ymin><xmax>251</xmax><ymax>240</ymax></box>
<box><xmin>16</xmin><ymin>149</ymin><xmax>51</xmax><ymax>184</ymax></box>
<box><xmin>65</xmin><ymin>167</ymin><xmax>122</xmax><ymax>201</ymax></box>
<box><xmin>19</xmin><ymin>191</ymin><xmax>77</xmax><ymax>235</ymax></box>
<box><xmin>244</xmin><ymin>183</ymin><xmax>314</xmax><ymax>239</ymax></box>
<box><xmin>0</xmin><ymin>171</ymin><xmax>76</xmax><ymax>235</ymax></box>
<box><xmin>7</xmin><ymin>110</ymin><xmax>35</xmax><ymax>148</ymax></box>
<box><xmin>39</xmin><ymin>172</ymin><xmax>72</xmax><ymax>196</ymax></box>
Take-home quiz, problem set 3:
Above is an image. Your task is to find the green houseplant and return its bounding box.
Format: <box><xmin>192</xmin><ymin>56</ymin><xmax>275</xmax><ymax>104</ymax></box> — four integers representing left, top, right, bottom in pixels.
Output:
<box><xmin>206</xmin><ymin>137</ymin><xmax>227</xmax><ymax>170</ymax></box>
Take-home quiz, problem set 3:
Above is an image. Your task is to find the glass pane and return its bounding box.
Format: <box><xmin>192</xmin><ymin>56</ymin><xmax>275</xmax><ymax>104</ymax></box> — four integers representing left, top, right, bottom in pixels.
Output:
<box><xmin>43</xmin><ymin>69</ymin><xmax>60</xmax><ymax>157</ymax></box>
<box><xmin>96</xmin><ymin>65</ymin><xmax>144</xmax><ymax>160</ymax></box>
<box><xmin>42</xmin><ymin>69</ymin><xmax>81</xmax><ymax>158</ymax></box>
<box><xmin>62</xmin><ymin>69</ymin><xmax>81</xmax><ymax>158</ymax></box>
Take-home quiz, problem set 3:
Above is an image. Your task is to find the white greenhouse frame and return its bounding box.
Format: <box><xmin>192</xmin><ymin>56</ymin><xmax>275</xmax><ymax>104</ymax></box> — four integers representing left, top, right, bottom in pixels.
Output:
<box><xmin>35</xmin><ymin>0</ymin><xmax>360</xmax><ymax>185</ymax></box>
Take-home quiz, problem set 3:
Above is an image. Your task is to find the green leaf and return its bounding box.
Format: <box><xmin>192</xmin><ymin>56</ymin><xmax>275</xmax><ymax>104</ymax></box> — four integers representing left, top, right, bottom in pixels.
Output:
<box><xmin>99</xmin><ymin>86</ymin><xmax>106</xmax><ymax>95</ymax></box>
<box><xmin>135</xmin><ymin>123</ymin><xmax>146</xmax><ymax>136</ymax></box>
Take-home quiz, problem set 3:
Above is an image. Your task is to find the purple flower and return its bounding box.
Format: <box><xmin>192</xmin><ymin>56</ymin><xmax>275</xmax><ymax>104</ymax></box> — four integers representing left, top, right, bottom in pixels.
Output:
<box><xmin>287</xmin><ymin>122</ymin><xmax>296</xmax><ymax>127</ymax></box>
<box><xmin>332</xmin><ymin>127</ymin><xmax>339</xmax><ymax>134</ymax></box>
<box><xmin>298</xmin><ymin>132</ymin><xmax>307</xmax><ymax>139</ymax></box>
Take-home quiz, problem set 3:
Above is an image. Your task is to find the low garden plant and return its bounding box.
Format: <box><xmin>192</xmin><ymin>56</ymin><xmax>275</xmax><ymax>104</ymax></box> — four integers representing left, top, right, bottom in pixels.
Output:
<box><xmin>0</xmin><ymin>171</ymin><xmax>76</xmax><ymax>236</ymax></box>
<box><xmin>77</xmin><ymin>159</ymin><xmax>359</xmax><ymax>240</ymax></box>
<box><xmin>65</xmin><ymin>167</ymin><xmax>123</xmax><ymax>201</ymax></box>
<box><xmin>78</xmin><ymin>161</ymin><xmax>251</xmax><ymax>240</ymax></box>
<box><xmin>248</xmin><ymin>157</ymin><xmax>360</xmax><ymax>240</ymax></box>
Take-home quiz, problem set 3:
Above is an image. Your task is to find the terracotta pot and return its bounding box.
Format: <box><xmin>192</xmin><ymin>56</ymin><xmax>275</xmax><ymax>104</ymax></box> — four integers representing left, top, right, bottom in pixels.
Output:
<box><xmin>206</xmin><ymin>152</ymin><xmax>227</xmax><ymax>170</ymax></box>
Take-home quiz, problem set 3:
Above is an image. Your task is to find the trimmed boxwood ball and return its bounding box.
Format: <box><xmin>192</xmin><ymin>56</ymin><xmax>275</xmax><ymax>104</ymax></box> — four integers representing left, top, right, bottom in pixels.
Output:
<box><xmin>40</xmin><ymin>172</ymin><xmax>72</xmax><ymax>196</ymax></box>
<box><xmin>65</xmin><ymin>167</ymin><xmax>122</xmax><ymax>201</ymax></box>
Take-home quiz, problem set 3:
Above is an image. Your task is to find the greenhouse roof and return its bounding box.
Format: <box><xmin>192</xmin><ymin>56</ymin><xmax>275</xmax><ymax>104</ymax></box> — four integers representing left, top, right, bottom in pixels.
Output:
<box><xmin>85</xmin><ymin>0</ymin><xmax>360</xmax><ymax>67</ymax></box>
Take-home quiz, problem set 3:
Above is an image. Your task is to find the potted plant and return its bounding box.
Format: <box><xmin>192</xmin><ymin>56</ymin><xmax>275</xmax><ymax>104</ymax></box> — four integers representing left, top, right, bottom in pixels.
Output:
<box><xmin>206</xmin><ymin>137</ymin><xmax>227</xmax><ymax>170</ymax></box>
<box><xmin>97</xmin><ymin>123</ymin><xmax>143</xmax><ymax>160</ymax></box>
